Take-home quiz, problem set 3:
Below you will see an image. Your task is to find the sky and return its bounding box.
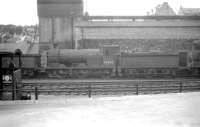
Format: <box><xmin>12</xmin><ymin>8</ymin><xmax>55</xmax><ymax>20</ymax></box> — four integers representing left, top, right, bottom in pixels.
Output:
<box><xmin>0</xmin><ymin>0</ymin><xmax>200</xmax><ymax>25</ymax></box>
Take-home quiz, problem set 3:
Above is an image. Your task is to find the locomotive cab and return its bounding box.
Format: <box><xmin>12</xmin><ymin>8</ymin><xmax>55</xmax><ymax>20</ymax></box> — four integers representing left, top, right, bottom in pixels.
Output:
<box><xmin>0</xmin><ymin>51</ymin><xmax>31</xmax><ymax>100</ymax></box>
<box><xmin>101</xmin><ymin>45</ymin><xmax>121</xmax><ymax>77</ymax></box>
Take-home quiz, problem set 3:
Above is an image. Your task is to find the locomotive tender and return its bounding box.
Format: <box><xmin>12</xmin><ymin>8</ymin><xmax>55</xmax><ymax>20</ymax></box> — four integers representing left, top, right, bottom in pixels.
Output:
<box><xmin>20</xmin><ymin>45</ymin><xmax>200</xmax><ymax>79</ymax></box>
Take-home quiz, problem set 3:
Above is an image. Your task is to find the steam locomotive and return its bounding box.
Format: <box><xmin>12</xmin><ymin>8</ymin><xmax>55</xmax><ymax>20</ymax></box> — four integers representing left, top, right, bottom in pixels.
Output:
<box><xmin>19</xmin><ymin>45</ymin><xmax>200</xmax><ymax>79</ymax></box>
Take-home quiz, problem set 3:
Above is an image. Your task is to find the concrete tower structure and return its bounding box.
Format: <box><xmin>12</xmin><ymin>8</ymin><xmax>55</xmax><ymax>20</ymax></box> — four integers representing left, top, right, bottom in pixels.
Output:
<box><xmin>37</xmin><ymin>0</ymin><xmax>83</xmax><ymax>52</ymax></box>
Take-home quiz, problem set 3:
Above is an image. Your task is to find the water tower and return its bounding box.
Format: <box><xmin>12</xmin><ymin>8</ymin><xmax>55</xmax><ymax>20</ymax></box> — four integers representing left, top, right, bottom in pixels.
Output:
<box><xmin>37</xmin><ymin>0</ymin><xmax>83</xmax><ymax>52</ymax></box>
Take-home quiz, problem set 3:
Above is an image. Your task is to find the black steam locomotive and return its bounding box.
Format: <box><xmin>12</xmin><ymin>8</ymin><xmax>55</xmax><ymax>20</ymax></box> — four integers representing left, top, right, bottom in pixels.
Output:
<box><xmin>19</xmin><ymin>45</ymin><xmax>200</xmax><ymax>79</ymax></box>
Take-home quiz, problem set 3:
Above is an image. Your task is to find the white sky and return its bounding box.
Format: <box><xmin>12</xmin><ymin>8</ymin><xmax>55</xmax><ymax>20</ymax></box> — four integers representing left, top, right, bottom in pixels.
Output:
<box><xmin>0</xmin><ymin>0</ymin><xmax>199</xmax><ymax>25</ymax></box>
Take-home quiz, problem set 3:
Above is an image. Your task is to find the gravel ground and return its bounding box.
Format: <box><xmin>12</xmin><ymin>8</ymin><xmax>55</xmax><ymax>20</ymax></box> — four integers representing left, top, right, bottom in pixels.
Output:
<box><xmin>0</xmin><ymin>92</ymin><xmax>200</xmax><ymax>127</ymax></box>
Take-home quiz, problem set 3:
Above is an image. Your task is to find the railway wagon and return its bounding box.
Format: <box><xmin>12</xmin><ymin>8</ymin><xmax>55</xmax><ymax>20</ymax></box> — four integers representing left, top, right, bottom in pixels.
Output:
<box><xmin>20</xmin><ymin>54</ymin><xmax>41</xmax><ymax>78</ymax></box>
<box><xmin>4</xmin><ymin>53</ymin><xmax>41</xmax><ymax>78</ymax></box>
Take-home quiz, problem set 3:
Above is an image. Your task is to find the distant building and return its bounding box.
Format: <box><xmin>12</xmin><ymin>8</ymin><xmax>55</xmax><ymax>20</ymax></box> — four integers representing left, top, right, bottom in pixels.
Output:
<box><xmin>147</xmin><ymin>2</ymin><xmax>176</xmax><ymax>16</ymax></box>
<box><xmin>178</xmin><ymin>7</ymin><xmax>200</xmax><ymax>16</ymax></box>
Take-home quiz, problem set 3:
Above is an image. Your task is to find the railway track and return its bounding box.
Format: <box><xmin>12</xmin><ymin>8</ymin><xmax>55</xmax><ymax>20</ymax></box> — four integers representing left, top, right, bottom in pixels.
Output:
<box><xmin>21</xmin><ymin>79</ymin><xmax>200</xmax><ymax>96</ymax></box>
